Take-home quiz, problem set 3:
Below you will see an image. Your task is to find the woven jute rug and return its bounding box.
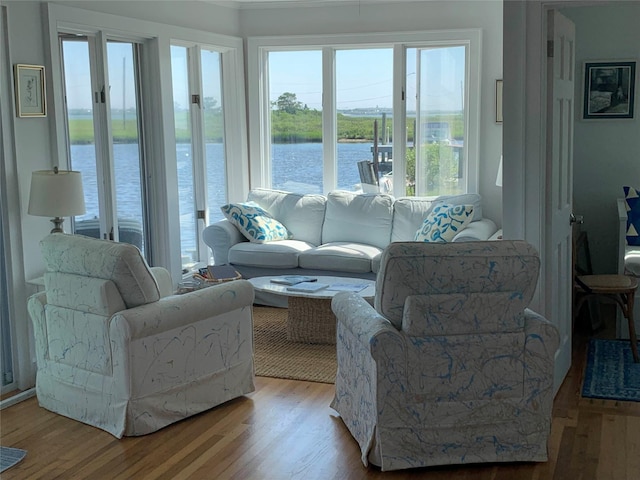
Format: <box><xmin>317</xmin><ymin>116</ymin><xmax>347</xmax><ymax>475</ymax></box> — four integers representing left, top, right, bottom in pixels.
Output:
<box><xmin>253</xmin><ymin>306</ymin><xmax>336</xmax><ymax>384</ymax></box>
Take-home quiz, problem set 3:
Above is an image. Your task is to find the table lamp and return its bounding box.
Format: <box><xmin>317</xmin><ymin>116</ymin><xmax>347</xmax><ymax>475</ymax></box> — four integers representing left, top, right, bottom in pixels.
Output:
<box><xmin>28</xmin><ymin>167</ymin><xmax>86</xmax><ymax>233</ymax></box>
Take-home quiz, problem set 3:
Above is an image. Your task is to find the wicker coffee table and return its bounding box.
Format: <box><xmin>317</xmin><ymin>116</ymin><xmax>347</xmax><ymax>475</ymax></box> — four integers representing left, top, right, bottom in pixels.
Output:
<box><xmin>249</xmin><ymin>276</ymin><xmax>375</xmax><ymax>344</ymax></box>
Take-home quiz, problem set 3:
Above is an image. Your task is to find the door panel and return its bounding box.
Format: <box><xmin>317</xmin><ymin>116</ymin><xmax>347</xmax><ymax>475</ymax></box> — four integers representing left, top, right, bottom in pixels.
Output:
<box><xmin>546</xmin><ymin>10</ymin><xmax>575</xmax><ymax>392</ymax></box>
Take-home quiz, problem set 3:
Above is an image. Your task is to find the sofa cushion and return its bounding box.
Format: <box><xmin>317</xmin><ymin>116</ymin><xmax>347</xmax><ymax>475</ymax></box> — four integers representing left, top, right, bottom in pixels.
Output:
<box><xmin>623</xmin><ymin>186</ymin><xmax>640</xmax><ymax>246</ymax></box>
<box><xmin>299</xmin><ymin>242</ymin><xmax>382</xmax><ymax>273</ymax></box>
<box><xmin>414</xmin><ymin>204</ymin><xmax>474</xmax><ymax>243</ymax></box>
<box><xmin>391</xmin><ymin>197</ymin><xmax>438</xmax><ymax>242</ymax></box>
<box><xmin>248</xmin><ymin>188</ymin><xmax>326</xmax><ymax>246</ymax></box>
<box><xmin>228</xmin><ymin>239</ymin><xmax>313</xmax><ymax>268</ymax></box>
<box><xmin>322</xmin><ymin>191</ymin><xmax>393</xmax><ymax>249</ymax></box>
<box><xmin>221</xmin><ymin>201</ymin><xmax>291</xmax><ymax>243</ymax></box>
<box><xmin>40</xmin><ymin>234</ymin><xmax>159</xmax><ymax>308</ymax></box>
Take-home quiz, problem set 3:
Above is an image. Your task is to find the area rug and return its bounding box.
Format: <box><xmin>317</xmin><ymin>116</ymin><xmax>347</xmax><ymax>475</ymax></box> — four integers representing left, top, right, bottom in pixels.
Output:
<box><xmin>253</xmin><ymin>306</ymin><xmax>336</xmax><ymax>384</ymax></box>
<box><xmin>0</xmin><ymin>446</ymin><xmax>27</xmax><ymax>473</ymax></box>
<box><xmin>581</xmin><ymin>339</ymin><xmax>640</xmax><ymax>402</ymax></box>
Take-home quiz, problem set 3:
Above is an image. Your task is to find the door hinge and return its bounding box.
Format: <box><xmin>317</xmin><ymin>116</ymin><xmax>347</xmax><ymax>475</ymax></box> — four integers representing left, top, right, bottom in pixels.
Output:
<box><xmin>197</xmin><ymin>210</ymin><xmax>206</xmax><ymax>220</ymax></box>
<box><xmin>547</xmin><ymin>40</ymin><xmax>554</xmax><ymax>58</ymax></box>
<box><xmin>191</xmin><ymin>94</ymin><xmax>201</xmax><ymax>107</ymax></box>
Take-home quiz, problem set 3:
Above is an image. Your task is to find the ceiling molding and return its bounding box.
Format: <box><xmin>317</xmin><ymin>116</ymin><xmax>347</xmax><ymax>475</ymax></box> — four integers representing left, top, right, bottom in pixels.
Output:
<box><xmin>204</xmin><ymin>0</ymin><xmax>415</xmax><ymax>10</ymax></box>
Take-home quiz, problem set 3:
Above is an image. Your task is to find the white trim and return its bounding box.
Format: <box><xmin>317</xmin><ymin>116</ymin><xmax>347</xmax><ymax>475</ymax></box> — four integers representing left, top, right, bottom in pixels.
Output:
<box><xmin>0</xmin><ymin>387</ymin><xmax>35</xmax><ymax>410</ymax></box>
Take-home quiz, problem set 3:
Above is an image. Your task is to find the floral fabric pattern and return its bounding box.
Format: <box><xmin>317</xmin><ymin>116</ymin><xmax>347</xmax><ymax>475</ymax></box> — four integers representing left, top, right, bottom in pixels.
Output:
<box><xmin>414</xmin><ymin>203</ymin><xmax>474</xmax><ymax>242</ymax></box>
<box><xmin>221</xmin><ymin>201</ymin><xmax>291</xmax><ymax>243</ymax></box>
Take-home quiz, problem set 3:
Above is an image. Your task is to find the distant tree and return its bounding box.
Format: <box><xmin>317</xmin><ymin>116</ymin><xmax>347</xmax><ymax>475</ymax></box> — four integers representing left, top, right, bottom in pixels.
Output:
<box><xmin>276</xmin><ymin>92</ymin><xmax>304</xmax><ymax>114</ymax></box>
<box><xmin>202</xmin><ymin>97</ymin><xmax>218</xmax><ymax>110</ymax></box>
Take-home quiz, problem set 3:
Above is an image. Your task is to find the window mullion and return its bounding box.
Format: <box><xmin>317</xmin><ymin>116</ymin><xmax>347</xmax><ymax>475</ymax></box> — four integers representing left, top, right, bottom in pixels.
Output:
<box><xmin>392</xmin><ymin>44</ymin><xmax>407</xmax><ymax>197</ymax></box>
<box><xmin>91</xmin><ymin>33</ymin><xmax>117</xmax><ymax>241</ymax></box>
<box><xmin>322</xmin><ymin>47</ymin><xmax>336</xmax><ymax>194</ymax></box>
<box><xmin>189</xmin><ymin>46</ymin><xmax>207</xmax><ymax>262</ymax></box>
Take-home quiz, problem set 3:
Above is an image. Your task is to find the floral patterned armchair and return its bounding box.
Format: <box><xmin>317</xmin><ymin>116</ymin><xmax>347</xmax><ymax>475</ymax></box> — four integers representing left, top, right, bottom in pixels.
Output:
<box><xmin>27</xmin><ymin>234</ymin><xmax>255</xmax><ymax>438</ymax></box>
<box><xmin>330</xmin><ymin>240</ymin><xmax>559</xmax><ymax>471</ymax></box>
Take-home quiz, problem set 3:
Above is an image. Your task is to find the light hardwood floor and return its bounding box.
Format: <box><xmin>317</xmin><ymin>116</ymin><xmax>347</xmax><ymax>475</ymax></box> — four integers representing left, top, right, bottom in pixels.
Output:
<box><xmin>1</xmin><ymin>321</ymin><xmax>639</xmax><ymax>479</ymax></box>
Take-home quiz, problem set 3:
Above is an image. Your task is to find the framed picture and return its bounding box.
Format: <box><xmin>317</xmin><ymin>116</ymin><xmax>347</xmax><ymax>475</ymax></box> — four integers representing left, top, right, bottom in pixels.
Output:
<box><xmin>14</xmin><ymin>64</ymin><xmax>46</xmax><ymax>117</ymax></box>
<box><xmin>583</xmin><ymin>61</ymin><xmax>636</xmax><ymax>119</ymax></box>
<box><xmin>495</xmin><ymin>79</ymin><xmax>503</xmax><ymax>123</ymax></box>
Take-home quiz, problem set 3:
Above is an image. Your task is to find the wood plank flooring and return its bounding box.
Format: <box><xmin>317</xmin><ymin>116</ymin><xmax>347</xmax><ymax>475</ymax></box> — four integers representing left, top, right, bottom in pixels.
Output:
<box><xmin>1</xmin><ymin>320</ymin><xmax>638</xmax><ymax>479</ymax></box>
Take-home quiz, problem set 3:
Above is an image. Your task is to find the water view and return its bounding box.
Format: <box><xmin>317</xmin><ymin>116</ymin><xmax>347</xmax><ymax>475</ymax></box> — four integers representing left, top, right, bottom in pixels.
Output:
<box><xmin>72</xmin><ymin>142</ymin><xmax>376</xmax><ymax>258</ymax></box>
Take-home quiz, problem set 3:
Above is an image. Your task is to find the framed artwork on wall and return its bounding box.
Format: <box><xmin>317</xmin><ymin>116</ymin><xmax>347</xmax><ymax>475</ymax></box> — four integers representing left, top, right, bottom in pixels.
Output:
<box><xmin>14</xmin><ymin>64</ymin><xmax>46</xmax><ymax>117</ymax></box>
<box><xmin>582</xmin><ymin>60</ymin><xmax>636</xmax><ymax>119</ymax></box>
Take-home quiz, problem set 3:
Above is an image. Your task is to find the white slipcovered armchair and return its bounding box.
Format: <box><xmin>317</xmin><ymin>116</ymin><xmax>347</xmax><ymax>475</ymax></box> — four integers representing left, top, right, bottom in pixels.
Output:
<box><xmin>331</xmin><ymin>240</ymin><xmax>559</xmax><ymax>471</ymax></box>
<box><xmin>27</xmin><ymin>234</ymin><xmax>255</xmax><ymax>438</ymax></box>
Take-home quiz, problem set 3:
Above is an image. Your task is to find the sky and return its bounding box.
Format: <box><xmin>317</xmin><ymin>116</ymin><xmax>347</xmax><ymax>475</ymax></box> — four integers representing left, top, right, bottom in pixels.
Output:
<box><xmin>62</xmin><ymin>40</ymin><xmax>466</xmax><ymax>114</ymax></box>
<box><xmin>269</xmin><ymin>46</ymin><xmax>466</xmax><ymax>112</ymax></box>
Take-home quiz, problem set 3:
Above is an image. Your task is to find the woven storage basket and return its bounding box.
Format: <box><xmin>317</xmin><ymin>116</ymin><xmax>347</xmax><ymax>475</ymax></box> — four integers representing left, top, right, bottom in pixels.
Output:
<box><xmin>286</xmin><ymin>297</ymin><xmax>336</xmax><ymax>344</ymax></box>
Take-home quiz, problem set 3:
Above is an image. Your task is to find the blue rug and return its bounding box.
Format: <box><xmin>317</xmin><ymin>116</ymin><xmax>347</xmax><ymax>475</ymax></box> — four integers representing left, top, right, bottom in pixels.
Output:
<box><xmin>0</xmin><ymin>446</ymin><xmax>27</xmax><ymax>473</ymax></box>
<box><xmin>582</xmin><ymin>339</ymin><xmax>640</xmax><ymax>402</ymax></box>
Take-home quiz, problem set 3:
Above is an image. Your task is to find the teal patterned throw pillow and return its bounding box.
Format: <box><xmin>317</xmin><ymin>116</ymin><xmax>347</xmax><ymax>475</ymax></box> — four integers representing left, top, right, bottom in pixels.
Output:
<box><xmin>414</xmin><ymin>203</ymin><xmax>474</xmax><ymax>243</ymax></box>
<box><xmin>221</xmin><ymin>202</ymin><xmax>291</xmax><ymax>243</ymax></box>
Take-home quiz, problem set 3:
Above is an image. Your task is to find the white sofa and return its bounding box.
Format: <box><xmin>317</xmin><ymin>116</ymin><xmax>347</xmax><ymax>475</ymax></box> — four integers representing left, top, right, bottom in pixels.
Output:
<box><xmin>203</xmin><ymin>188</ymin><xmax>498</xmax><ymax>284</ymax></box>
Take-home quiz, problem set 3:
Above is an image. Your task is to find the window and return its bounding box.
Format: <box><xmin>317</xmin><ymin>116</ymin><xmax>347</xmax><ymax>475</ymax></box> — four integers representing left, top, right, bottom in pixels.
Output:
<box><xmin>47</xmin><ymin>4</ymin><xmax>248</xmax><ymax>276</ymax></box>
<box><xmin>59</xmin><ymin>34</ymin><xmax>149</xmax><ymax>256</ymax></box>
<box><xmin>171</xmin><ymin>44</ymin><xmax>231</xmax><ymax>268</ymax></box>
<box><xmin>248</xmin><ymin>31</ymin><xmax>480</xmax><ymax>198</ymax></box>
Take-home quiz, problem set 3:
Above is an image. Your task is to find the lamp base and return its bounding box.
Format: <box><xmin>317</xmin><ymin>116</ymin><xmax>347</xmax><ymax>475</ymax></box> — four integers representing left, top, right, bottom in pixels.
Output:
<box><xmin>50</xmin><ymin>217</ymin><xmax>64</xmax><ymax>234</ymax></box>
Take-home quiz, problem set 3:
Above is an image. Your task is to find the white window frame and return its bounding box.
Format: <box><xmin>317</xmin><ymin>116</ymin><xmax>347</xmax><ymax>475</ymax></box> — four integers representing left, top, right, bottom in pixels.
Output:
<box><xmin>45</xmin><ymin>3</ymin><xmax>248</xmax><ymax>283</ymax></box>
<box><xmin>247</xmin><ymin>30</ymin><xmax>481</xmax><ymax>196</ymax></box>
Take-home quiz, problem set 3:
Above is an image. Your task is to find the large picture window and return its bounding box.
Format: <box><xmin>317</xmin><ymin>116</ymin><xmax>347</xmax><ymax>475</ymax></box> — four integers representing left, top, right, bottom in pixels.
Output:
<box><xmin>248</xmin><ymin>30</ymin><xmax>480</xmax><ymax>198</ymax></box>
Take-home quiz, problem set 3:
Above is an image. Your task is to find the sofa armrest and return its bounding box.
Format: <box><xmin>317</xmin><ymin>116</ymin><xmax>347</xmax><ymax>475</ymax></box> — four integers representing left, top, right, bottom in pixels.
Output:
<box><xmin>202</xmin><ymin>219</ymin><xmax>247</xmax><ymax>265</ymax></box>
<box><xmin>112</xmin><ymin>279</ymin><xmax>255</xmax><ymax>339</ymax></box>
<box><xmin>452</xmin><ymin>218</ymin><xmax>498</xmax><ymax>242</ymax></box>
<box><xmin>523</xmin><ymin>308</ymin><xmax>559</xmax><ymax>411</ymax></box>
<box><xmin>149</xmin><ymin>266</ymin><xmax>173</xmax><ymax>297</ymax></box>
<box><xmin>332</xmin><ymin>292</ymin><xmax>397</xmax><ymax>345</ymax></box>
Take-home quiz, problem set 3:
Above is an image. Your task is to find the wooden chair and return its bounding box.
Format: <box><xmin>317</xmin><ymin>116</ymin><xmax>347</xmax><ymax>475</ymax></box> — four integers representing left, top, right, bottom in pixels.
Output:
<box><xmin>574</xmin><ymin>274</ymin><xmax>639</xmax><ymax>363</ymax></box>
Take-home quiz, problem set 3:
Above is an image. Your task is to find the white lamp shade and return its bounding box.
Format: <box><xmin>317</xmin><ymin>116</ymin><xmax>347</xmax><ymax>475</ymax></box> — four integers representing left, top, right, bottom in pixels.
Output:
<box><xmin>28</xmin><ymin>169</ymin><xmax>86</xmax><ymax>217</ymax></box>
<box><xmin>495</xmin><ymin>156</ymin><xmax>503</xmax><ymax>187</ymax></box>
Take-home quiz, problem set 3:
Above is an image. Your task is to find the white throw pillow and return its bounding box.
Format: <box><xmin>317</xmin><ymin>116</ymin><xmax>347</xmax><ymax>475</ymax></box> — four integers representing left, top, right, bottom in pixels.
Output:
<box><xmin>221</xmin><ymin>202</ymin><xmax>291</xmax><ymax>243</ymax></box>
<box><xmin>414</xmin><ymin>203</ymin><xmax>474</xmax><ymax>243</ymax></box>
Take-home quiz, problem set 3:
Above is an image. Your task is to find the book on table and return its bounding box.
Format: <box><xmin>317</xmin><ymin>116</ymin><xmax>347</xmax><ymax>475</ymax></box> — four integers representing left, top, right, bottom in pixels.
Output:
<box><xmin>204</xmin><ymin>265</ymin><xmax>241</xmax><ymax>281</ymax></box>
<box><xmin>270</xmin><ymin>275</ymin><xmax>317</xmax><ymax>286</ymax></box>
<box><xmin>326</xmin><ymin>283</ymin><xmax>370</xmax><ymax>293</ymax></box>
<box><xmin>286</xmin><ymin>282</ymin><xmax>329</xmax><ymax>293</ymax></box>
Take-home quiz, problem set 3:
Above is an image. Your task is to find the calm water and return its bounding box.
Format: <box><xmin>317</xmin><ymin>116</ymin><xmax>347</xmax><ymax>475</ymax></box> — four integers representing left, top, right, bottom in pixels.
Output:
<box><xmin>71</xmin><ymin>142</ymin><xmax>374</xmax><ymax>257</ymax></box>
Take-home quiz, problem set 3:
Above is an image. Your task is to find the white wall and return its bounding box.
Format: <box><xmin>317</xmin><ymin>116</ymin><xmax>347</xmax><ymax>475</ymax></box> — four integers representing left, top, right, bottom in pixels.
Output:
<box><xmin>240</xmin><ymin>0</ymin><xmax>504</xmax><ymax>226</ymax></box>
<box><xmin>561</xmin><ymin>3</ymin><xmax>640</xmax><ymax>274</ymax></box>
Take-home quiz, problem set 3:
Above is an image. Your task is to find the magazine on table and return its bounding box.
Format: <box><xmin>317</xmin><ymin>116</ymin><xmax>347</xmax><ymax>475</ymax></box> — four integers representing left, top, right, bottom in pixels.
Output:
<box><xmin>286</xmin><ymin>282</ymin><xmax>329</xmax><ymax>293</ymax></box>
<box><xmin>326</xmin><ymin>283</ymin><xmax>370</xmax><ymax>292</ymax></box>
<box><xmin>270</xmin><ymin>275</ymin><xmax>318</xmax><ymax>286</ymax></box>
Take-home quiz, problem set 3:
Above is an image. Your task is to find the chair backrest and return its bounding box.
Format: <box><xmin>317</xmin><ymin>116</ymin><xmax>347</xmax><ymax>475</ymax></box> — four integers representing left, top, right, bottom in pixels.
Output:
<box><xmin>375</xmin><ymin>240</ymin><xmax>540</xmax><ymax>334</ymax></box>
<box><xmin>41</xmin><ymin>233</ymin><xmax>160</xmax><ymax>309</ymax></box>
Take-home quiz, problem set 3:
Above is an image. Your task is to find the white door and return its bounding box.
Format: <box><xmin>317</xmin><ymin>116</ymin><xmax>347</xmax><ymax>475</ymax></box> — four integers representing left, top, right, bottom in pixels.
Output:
<box><xmin>546</xmin><ymin>10</ymin><xmax>576</xmax><ymax>392</ymax></box>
